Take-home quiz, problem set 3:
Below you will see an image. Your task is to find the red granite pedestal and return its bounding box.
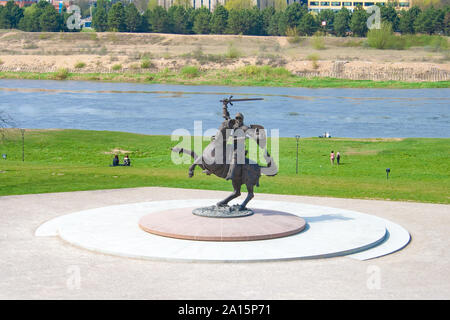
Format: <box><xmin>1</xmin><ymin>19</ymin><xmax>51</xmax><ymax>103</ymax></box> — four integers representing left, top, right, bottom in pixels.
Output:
<box><xmin>139</xmin><ymin>207</ymin><xmax>307</xmax><ymax>241</ymax></box>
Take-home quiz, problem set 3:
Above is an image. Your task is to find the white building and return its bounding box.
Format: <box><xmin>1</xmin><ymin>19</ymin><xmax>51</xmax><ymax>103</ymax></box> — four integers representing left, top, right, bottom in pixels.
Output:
<box><xmin>157</xmin><ymin>0</ymin><xmax>306</xmax><ymax>10</ymax></box>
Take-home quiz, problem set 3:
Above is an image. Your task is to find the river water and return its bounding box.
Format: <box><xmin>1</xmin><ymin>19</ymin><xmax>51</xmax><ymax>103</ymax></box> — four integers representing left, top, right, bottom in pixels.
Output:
<box><xmin>0</xmin><ymin>79</ymin><xmax>449</xmax><ymax>138</ymax></box>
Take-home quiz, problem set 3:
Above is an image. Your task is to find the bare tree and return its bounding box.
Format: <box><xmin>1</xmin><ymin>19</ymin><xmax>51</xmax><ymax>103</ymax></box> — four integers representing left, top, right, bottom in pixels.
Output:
<box><xmin>0</xmin><ymin>110</ymin><xmax>15</xmax><ymax>141</ymax></box>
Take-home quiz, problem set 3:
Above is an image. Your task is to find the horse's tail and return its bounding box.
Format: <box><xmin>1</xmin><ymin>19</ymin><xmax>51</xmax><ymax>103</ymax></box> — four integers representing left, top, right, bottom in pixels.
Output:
<box><xmin>171</xmin><ymin>147</ymin><xmax>199</xmax><ymax>160</ymax></box>
<box><xmin>260</xmin><ymin>148</ymin><xmax>278</xmax><ymax>176</ymax></box>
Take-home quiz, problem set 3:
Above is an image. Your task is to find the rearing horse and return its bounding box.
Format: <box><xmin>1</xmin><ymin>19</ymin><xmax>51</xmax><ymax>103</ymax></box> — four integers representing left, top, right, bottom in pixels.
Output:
<box><xmin>171</xmin><ymin>141</ymin><xmax>277</xmax><ymax>210</ymax></box>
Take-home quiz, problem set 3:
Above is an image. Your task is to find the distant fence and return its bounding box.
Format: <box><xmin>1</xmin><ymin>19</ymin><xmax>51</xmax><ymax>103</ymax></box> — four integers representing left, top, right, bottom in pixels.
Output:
<box><xmin>1</xmin><ymin>62</ymin><xmax>449</xmax><ymax>82</ymax></box>
<box><xmin>295</xmin><ymin>61</ymin><xmax>450</xmax><ymax>82</ymax></box>
<box><xmin>0</xmin><ymin>65</ymin><xmax>131</xmax><ymax>74</ymax></box>
<box><xmin>295</xmin><ymin>69</ymin><xmax>450</xmax><ymax>82</ymax></box>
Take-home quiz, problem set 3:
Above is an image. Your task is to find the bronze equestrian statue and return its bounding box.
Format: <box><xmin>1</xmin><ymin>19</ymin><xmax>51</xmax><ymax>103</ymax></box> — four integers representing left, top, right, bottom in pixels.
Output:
<box><xmin>172</xmin><ymin>97</ymin><xmax>278</xmax><ymax>211</ymax></box>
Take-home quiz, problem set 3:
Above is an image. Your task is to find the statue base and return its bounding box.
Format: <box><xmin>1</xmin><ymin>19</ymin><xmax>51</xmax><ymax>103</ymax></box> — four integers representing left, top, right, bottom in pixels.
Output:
<box><xmin>192</xmin><ymin>204</ymin><xmax>254</xmax><ymax>218</ymax></box>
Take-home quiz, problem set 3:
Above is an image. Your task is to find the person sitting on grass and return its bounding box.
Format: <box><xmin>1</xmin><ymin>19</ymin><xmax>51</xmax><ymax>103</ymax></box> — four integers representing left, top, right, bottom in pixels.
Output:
<box><xmin>124</xmin><ymin>154</ymin><xmax>131</xmax><ymax>166</ymax></box>
<box><xmin>112</xmin><ymin>155</ymin><xmax>119</xmax><ymax>166</ymax></box>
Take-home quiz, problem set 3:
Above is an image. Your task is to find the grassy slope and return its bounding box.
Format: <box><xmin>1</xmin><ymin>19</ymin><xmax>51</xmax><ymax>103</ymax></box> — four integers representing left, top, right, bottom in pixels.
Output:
<box><xmin>0</xmin><ymin>129</ymin><xmax>449</xmax><ymax>203</ymax></box>
<box><xmin>0</xmin><ymin>70</ymin><xmax>449</xmax><ymax>89</ymax></box>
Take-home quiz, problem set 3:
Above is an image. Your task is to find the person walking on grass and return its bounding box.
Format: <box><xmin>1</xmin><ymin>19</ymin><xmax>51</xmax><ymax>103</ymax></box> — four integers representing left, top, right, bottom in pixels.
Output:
<box><xmin>330</xmin><ymin>151</ymin><xmax>335</xmax><ymax>165</ymax></box>
<box><xmin>336</xmin><ymin>152</ymin><xmax>341</xmax><ymax>165</ymax></box>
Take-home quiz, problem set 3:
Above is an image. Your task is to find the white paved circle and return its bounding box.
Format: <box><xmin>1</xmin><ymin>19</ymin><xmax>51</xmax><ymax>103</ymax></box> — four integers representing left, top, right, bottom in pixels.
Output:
<box><xmin>35</xmin><ymin>199</ymin><xmax>410</xmax><ymax>262</ymax></box>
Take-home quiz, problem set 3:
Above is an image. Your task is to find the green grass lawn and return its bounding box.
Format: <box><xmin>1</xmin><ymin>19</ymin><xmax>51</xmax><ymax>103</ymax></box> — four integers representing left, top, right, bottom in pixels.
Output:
<box><xmin>0</xmin><ymin>129</ymin><xmax>449</xmax><ymax>203</ymax></box>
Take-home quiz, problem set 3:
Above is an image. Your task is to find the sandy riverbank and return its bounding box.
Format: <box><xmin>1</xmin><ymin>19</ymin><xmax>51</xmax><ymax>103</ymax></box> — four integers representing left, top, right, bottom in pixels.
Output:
<box><xmin>0</xmin><ymin>31</ymin><xmax>449</xmax><ymax>82</ymax></box>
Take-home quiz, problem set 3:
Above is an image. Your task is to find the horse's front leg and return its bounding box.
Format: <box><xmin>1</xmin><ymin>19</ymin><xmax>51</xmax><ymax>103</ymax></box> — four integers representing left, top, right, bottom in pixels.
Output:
<box><xmin>188</xmin><ymin>156</ymin><xmax>203</xmax><ymax>177</ymax></box>
<box><xmin>188</xmin><ymin>164</ymin><xmax>196</xmax><ymax>178</ymax></box>
<box><xmin>239</xmin><ymin>184</ymin><xmax>254</xmax><ymax>210</ymax></box>
<box><xmin>217</xmin><ymin>180</ymin><xmax>241</xmax><ymax>207</ymax></box>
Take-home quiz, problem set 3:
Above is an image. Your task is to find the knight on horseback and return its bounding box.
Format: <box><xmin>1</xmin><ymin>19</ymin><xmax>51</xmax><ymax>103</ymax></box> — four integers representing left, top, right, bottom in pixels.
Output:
<box><xmin>171</xmin><ymin>96</ymin><xmax>277</xmax><ymax>210</ymax></box>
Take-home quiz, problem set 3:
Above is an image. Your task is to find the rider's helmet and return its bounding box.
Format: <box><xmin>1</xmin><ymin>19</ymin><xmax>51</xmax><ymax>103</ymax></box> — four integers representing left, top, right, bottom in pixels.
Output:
<box><xmin>235</xmin><ymin>112</ymin><xmax>244</xmax><ymax>125</ymax></box>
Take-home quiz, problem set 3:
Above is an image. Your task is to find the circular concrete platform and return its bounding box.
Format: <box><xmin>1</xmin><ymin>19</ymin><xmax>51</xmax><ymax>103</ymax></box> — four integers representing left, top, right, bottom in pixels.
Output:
<box><xmin>35</xmin><ymin>199</ymin><xmax>410</xmax><ymax>262</ymax></box>
<box><xmin>139</xmin><ymin>207</ymin><xmax>306</xmax><ymax>241</ymax></box>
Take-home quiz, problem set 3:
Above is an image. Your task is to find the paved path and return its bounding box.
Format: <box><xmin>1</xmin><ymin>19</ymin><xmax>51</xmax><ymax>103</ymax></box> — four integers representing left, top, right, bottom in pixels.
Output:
<box><xmin>0</xmin><ymin>187</ymin><xmax>449</xmax><ymax>299</ymax></box>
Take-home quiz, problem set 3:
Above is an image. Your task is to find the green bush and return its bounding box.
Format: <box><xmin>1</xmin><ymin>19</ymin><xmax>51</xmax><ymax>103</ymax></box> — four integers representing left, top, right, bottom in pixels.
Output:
<box><xmin>225</xmin><ymin>42</ymin><xmax>241</xmax><ymax>59</ymax></box>
<box><xmin>306</xmin><ymin>53</ymin><xmax>319</xmax><ymax>61</ymax></box>
<box><xmin>141</xmin><ymin>59</ymin><xmax>152</xmax><ymax>69</ymax></box>
<box><xmin>111</xmin><ymin>64</ymin><xmax>122</xmax><ymax>71</ymax></box>
<box><xmin>371</xmin><ymin>34</ymin><xmax>450</xmax><ymax>51</ymax></box>
<box><xmin>54</xmin><ymin>68</ymin><xmax>69</xmax><ymax>80</ymax></box>
<box><xmin>238</xmin><ymin>65</ymin><xmax>292</xmax><ymax>78</ymax></box>
<box><xmin>402</xmin><ymin>34</ymin><xmax>448</xmax><ymax>49</ymax></box>
<box><xmin>286</xmin><ymin>27</ymin><xmax>301</xmax><ymax>44</ymax></box>
<box><xmin>306</xmin><ymin>53</ymin><xmax>320</xmax><ymax>69</ymax></box>
<box><xmin>312</xmin><ymin>36</ymin><xmax>326</xmax><ymax>50</ymax></box>
<box><xmin>74</xmin><ymin>62</ymin><xmax>86</xmax><ymax>69</ymax></box>
<box><xmin>367</xmin><ymin>22</ymin><xmax>394</xmax><ymax>50</ymax></box>
<box><xmin>38</xmin><ymin>33</ymin><xmax>51</xmax><ymax>40</ymax></box>
<box><xmin>180</xmin><ymin>66</ymin><xmax>200</xmax><ymax>78</ymax></box>
<box><xmin>426</xmin><ymin>36</ymin><xmax>449</xmax><ymax>52</ymax></box>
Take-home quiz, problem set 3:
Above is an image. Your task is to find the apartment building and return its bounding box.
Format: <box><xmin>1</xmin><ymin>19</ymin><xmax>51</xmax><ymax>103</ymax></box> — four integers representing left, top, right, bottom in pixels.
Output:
<box><xmin>0</xmin><ymin>0</ymin><xmax>37</xmax><ymax>7</ymax></box>
<box><xmin>156</xmin><ymin>0</ymin><xmax>306</xmax><ymax>10</ymax></box>
<box><xmin>307</xmin><ymin>0</ymin><xmax>412</xmax><ymax>12</ymax></box>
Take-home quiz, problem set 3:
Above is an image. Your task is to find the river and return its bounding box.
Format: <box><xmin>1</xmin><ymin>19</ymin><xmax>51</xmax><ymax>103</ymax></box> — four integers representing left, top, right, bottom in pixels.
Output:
<box><xmin>0</xmin><ymin>79</ymin><xmax>449</xmax><ymax>138</ymax></box>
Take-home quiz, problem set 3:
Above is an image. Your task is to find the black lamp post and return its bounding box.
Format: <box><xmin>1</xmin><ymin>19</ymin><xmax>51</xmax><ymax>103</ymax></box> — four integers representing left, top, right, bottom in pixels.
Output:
<box><xmin>295</xmin><ymin>135</ymin><xmax>300</xmax><ymax>174</ymax></box>
<box><xmin>20</xmin><ymin>128</ymin><xmax>25</xmax><ymax>162</ymax></box>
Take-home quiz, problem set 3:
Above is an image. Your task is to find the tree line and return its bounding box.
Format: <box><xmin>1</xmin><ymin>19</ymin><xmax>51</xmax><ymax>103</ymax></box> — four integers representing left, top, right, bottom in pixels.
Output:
<box><xmin>0</xmin><ymin>0</ymin><xmax>449</xmax><ymax>36</ymax></box>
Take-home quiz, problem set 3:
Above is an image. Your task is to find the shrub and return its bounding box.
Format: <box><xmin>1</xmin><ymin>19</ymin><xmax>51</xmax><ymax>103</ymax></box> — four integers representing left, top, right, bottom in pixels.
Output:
<box><xmin>158</xmin><ymin>67</ymin><xmax>171</xmax><ymax>79</ymax></box>
<box><xmin>74</xmin><ymin>62</ymin><xmax>86</xmax><ymax>69</ymax></box>
<box><xmin>111</xmin><ymin>64</ymin><xmax>122</xmax><ymax>71</ymax></box>
<box><xmin>180</xmin><ymin>66</ymin><xmax>200</xmax><ymax>78</ymax></box>
<box><xmin>306</xmin><ymin>53</ymin><xmax>319</xmax><ymax>61</ymax></box>
<box><xmin>238</xmin><ymin>65</ymin><xmax>291</xmax><ymax>78</ymax></box>
<box><xmin>239</xmin><ymin>65</ymin><xmax>261</xmax><ymax>76</ymax></box>
<box><xmin>39</xmin><ymin>34</ymin><xmax>51</xmax><ymax>40</ymax></box>
<box><xmin>312</xmin><ymin>36</ymin><xmax>326</xmax><ymax>50</ymax></box>
<box><xmin>192</xmin><ymin>46</ymin><xmax>205</xmax><ymax>61</ymax></box>
<box><xmin>367</xmin><ymin>22</ymin><xmax>394</xmax><ymax>50</ymax></box>
<box><xmin>141</xmin><ymin>59</ymin><xmax>152</xmax><ymax>69</ymax></box>
<box><xmin>54</xmin><ymin>68</ymin><xmax>69</xmax><ymax>80</ymax></box>
<box><xmin>427</xmin><ymin>36</ymin><xmax>449</xmax><ymax>52</ymax></box>
<box><xmin>306</xmin><ymin>53</ymin><xmax>320</xmax><ymax>70</ymax></box>
<box><xmin>286</xmin><ymin>27</ymin><xmax>301</xmax><ymax>44</ymax></box>
<box><xmin>225</xmin><ymin>42</ymin><xmax>241</xmax><ymax>59</ymax></box>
